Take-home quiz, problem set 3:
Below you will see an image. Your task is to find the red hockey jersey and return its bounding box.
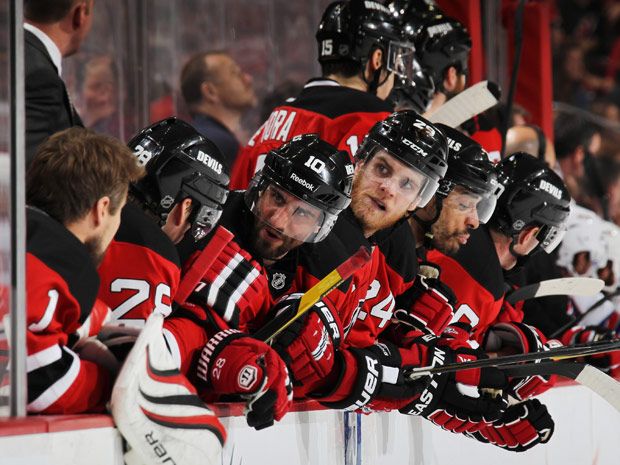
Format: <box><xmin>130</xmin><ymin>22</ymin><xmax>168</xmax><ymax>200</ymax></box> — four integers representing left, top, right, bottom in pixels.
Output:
<box><xmin>97</xmin><ymin>203</ymin><xmax>181</xmax><ymax>326</ymax></box>
<box><xmin>427</xmin><ymin>225</ymin><xmax>518</xmax><ymax>342</ymax></box>
<box><xmin>26</xmin><ymin>207</ymin><xmax>112</xmax><ymax>414</ymax></box>
<box><xmin>230</xmin><ymin>79</ymin><xmax>393</xmax><ymax>190</ymax></box>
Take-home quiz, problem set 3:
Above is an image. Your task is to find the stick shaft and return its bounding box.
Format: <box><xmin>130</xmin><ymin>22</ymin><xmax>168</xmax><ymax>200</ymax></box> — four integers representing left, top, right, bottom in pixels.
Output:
<box><xmin>254</xmin><ymin>246</ymin><xmax>371</xmax><ymax>343</ymax></box>
<box><xmin>406</xmin><ymin>339</ymin><xmax>620</xmax><ymax>379</ymax></box>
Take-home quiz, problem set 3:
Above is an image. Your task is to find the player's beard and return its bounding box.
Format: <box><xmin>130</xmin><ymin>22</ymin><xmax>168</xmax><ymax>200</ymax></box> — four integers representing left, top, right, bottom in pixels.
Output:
<box><xmin>430</xmin><ymin>222</ymin><xmax>470</xmax><ymax>256</ymax></box>
<box><xmin>251</xmin><ymin>219</ymin><xmax>302</xmax><ymax>261</ymax></box>
<box><xmin>84</xmin><ymin>236</ymin><xmax>107</xmax><ymax>267</ymax></box>
<box><xmin>350</xmin><ymin>176</ymin><xmax>406</xmax><ymax>237</ymax></box>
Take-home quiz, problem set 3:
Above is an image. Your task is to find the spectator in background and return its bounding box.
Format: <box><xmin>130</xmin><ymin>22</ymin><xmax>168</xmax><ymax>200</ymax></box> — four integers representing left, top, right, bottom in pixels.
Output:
<box><xmin>180</xmin><ymin>51</ymin><xmax>257</xmax><ymax>169</ymax></box>
<box><xmin>24</xmin><ymin>0</ymin><xmax>94</xmax><ymax>165</ymax></box>
<box><xmin>25</xmin><ymin>128</ymin><xmax>143</xmax><ymax>414</ymax></box>
<box><xmin>554</xmin><ymin>111</ymin><xmax>601</xmax><ymax>206</ymax></box>
<box><xmin>505</xmin><ymin>124</ymin><xmax>556</xmax><ymax>168</ymax></box>
<box><xmin>80</xmin><ymin>55</ymin><xmax>125</xmax><ymax>138</ymax></box>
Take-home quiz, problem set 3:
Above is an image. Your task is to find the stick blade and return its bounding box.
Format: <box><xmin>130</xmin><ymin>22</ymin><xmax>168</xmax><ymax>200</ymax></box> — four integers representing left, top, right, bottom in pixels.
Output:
<box><xmin>427</xmin><ymin>80</ymin><xmax>499</xmax><ymax>128</ymax></box>
<box><xmin>575</xmin><ymin>364</ymin><xmax>620</xmax><ymax>413</ymax></box>
<box><xmin>506</xmin><ymin>277</ymin><xmax>604</xmax><ymax>305</ymax></box>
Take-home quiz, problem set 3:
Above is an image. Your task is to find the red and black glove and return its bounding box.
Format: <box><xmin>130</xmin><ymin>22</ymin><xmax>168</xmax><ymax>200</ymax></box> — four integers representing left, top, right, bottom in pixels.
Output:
<box><xmin>407</xmin><ymin>328</ymin><xmax>509</xmax><ymax>434</ymax></box>
<box><xmin>562</xmin><ymin>325</ymin><xmax>620</xmax><ymax>377</ymax></box>
<box><xmin>194</xmin><ymin>329</ymin><xmax>293</xmax><ymax>430</ymax></box>
<box><xmin>270</xmin><ymin>293</ymin><xmax>343</xmax><ymax>396</ymax></box>
<box><xmin>394</xmin><ymin>264</ymin><xmax>456</xmax><ymax>336</ymax></box>
<box><xmin>484</xmin><ymin>322</ymin><xmax>562</xmax><ymax>401</ymax></box>
<box><xmin>467</xmin><ymin>398</ymin><xmax>555</xmax><ymax>452</ymax></box>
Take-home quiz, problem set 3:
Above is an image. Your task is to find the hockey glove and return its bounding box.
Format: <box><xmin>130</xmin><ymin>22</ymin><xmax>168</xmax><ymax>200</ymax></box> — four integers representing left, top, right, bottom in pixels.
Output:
<box><xmin>468</xmin><ymin>398</ymin><xmax>554</xmax><ymax>452</ymax></box>
<box><xmin>270</xmin><ymin>293</ymin><xmax>342</xmax><ymax>396</ymax></box>
<box><xmin>394</xmin><ymin>265</ymin><xmax>456</xmax><ymax>336</ymax></box>
<box><xmin>401</xmin><ymin>331</ymin><xmax>509</xmax><ymax>434</ymax></box>
<box><xmin>195</xmin><ymin>329</ymin><xmax>293</xmax><ymax>430</ymax></box>
<box><xmin>484</xmin><ymin>322</ymin><xmax>561</xmax><ymax>400</ymax></box>
<box><xmin>561</xmin><ymin>325</ymin><xmax>620</xmax><ymax>377</ymax></box>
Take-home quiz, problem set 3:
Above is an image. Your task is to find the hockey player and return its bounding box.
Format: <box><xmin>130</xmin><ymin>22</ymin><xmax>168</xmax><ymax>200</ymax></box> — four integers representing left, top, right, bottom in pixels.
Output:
<box><xmin>353</xmin><ymin>123</ymin><xmax>509</xmax><ymax>435</ymax></box>
<box><xmin>97</xmin><ymin>118</ymin><xmax>229</xmax><ymax>326</ymax></box>
<box><xmin>229</xmin><ymin>0</ymin><xmax>415</xmax><ymax>189</ymax></box>
<box><xmin>24</xmin><ymin>127</ymin><xmax>143</xmax><ymax>414</ymax></box>
<box><xmin>427</xmin><ymin>153</ymin><xmax>572</xmax><ymax>451</ymax></box>
<box><xmin>163</xmin><ymin>134</ymin><xmax>355</xmax><ymax>430</ymax></box>
<box><xmin>277</xmin><ymin>112</ymin><xmax>508</xmax><ymax>420</ymax></box>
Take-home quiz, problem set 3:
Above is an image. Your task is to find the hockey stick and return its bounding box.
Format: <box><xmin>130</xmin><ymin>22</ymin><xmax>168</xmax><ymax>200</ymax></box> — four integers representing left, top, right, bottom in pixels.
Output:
<box><xmin>426</xmin><ymin>80</ymin><xmax>501</xmax><ymax>128</ymax></box>
<box><xmin>405</xmin><ymin>339</ymin><xmax>620</xmax><ymax>412</ymax></box>
<box><xmin>505</xmin><ymin>277</ymin><xmax>604</xmax><ymax>305</ymax></box>
<box><xmin>504</xmin><ymin>361</ymin><xmax>620</xmax><ymax>412</ymax></box>
<box><xmin>549</xmin><ymin>287</ymin><xmax>620</xmax><ymax>338</ymax></box>
<box><xmin>253</xmin><ymin>246</ymin><xmax>372</xmax><ymax>343</ymax></box>
<box><xmin>174</xmin><ymin>226</ymin><xmax>234</xmax><ymax>305</ymax></box>
<box><xmin>405</xmin><ymin>338</ymin><xmax>620</xmax><ymax>379</ymax></box>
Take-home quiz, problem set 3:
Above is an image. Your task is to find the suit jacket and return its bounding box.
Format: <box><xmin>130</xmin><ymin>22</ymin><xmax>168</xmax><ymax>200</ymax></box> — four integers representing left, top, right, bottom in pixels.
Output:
<box><xmin>25</xmin><ymin>30</ymin><xmax>83</xmax><ymax>166</ymax></box>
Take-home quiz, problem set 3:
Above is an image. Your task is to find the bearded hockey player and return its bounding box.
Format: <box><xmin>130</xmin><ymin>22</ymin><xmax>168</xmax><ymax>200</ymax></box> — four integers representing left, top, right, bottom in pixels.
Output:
<box><xmin>350</xmin><ymin>123</ymin><xmax>508</xmax><ymax>437</ymax></box>
<box><xmin>163</xmin><ymin>134</ymin><xmax>354</xmax><ymax>430</ymax></box>
<box><xmin>24</xmin><ymin>127</ymin><xmax>143</xmax><ymax>414</ymax></box>
<box><xmin>229</xmin><ymin>0</ymin><xmax>415</xmax><ymax>189</ymax></box>
<box><xmin>275</xmin><ymin>112</ymin><xmax>506</xmax><ymax>425</ymax></box>
<box><xmin>427</xmin><ymin>152</ymin><xmax>572</xmax><ymax>451</ymax></box>
<box><xmin>97</xmin><ymin>118</ymin><xmax>229</xmax><ymax>326</ymax></box>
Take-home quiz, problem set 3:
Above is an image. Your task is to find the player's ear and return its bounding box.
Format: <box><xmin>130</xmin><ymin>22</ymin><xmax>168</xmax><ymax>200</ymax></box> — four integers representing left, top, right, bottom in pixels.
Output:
<box><xmin>518</xmin><ymin>225</ymin><xmax>540</xmax><ymax>247</ymax></box>
<box><xmin>364</xmin><ymin>48</ymin><xmax>384</xmax><ymax>79</ymax></box>
<box><xmin>443</xmin><ymin>66</ymin><xmax>458</xmax><ymax>93</ymax></box>
<box><xmin>177</xmin><ymin>198</ymin><xmax>194</xmax><ymax>227</ymax></box>
<box><xmin>94</xmin><ymin>196</ymin><xmax>111</xmax><ymax>227</ymax></box>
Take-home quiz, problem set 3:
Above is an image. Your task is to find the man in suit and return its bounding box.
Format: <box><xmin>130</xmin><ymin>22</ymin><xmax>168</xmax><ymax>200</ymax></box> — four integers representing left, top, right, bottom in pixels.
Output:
<box><xmin>24</xmin><ymin>0</ymin><xmax>94</xmax><ymax>165</ymax></box>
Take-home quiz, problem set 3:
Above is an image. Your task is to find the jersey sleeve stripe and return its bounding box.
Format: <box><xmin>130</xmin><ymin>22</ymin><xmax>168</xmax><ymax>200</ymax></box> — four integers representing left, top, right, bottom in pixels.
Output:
<box><xmin>223</xmin><ymin>267</ymin><xmax>260</xmax><ymax>322</ymax></box>
<box><xmin>206</xmin><ymin>253</ymin><xmax>244</xmax><ymax>307</ymax></box>
<box><xmin>28</xmin><ymin>289</ymin><xmax>59</xmax><ymax>332</ymax></box>
<box><xmin>27</xmin><ymin>346</ymin><xmax>80</xmax><ymax>412</ymax></box>
<box><xmin>26</xmin><ymin>344</ymin><xmax>62</xmax><ymax>372</ymax></box>
<box><xmin>162</xmin><ymin>328</ymin><xmax>182</xmax><ymax>369</ymax></box>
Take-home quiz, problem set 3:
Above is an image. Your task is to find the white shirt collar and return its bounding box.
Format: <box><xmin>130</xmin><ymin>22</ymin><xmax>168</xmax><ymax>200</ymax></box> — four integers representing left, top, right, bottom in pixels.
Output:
<box><xmin>24</xmin><ymin>23</ymin><xmax>62</xmax><ymax>76</ymax></box>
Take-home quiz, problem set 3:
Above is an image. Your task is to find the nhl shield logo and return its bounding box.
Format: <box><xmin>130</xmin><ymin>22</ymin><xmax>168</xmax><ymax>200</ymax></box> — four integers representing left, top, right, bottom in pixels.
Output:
<box><xmin>271</xmin><ymin>272</ymin><xmax>286</xmax><ymax>290</ymax></box>
<box><xmin>160</xmin><ymin>195</ymin><xmax>175</xmax><ymax>210</ymax></box>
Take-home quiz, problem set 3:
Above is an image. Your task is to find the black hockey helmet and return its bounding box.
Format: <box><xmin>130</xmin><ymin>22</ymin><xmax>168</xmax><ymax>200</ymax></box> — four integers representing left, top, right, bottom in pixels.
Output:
<box><xmin>128</xmin><ymin>117</ymin><xmax>230</xmax><ymax>241</ymax></box>
<box><xmin>434</xmin><ymin>124</ymin><xmax>503</xmax><ymax>223</ymax></box>
<box><xmin>387</xmin><ymin>6</ymin><xmax>436</xmax><ymax>111</ymax></box>
<box><xmin>356</xmin><ymin>110</ymin><xmax>448</xmax><ymax>207</ymax></box>
<box><xmin>245</xmin><ymin>134</ymin><xmax>354</xmax><ymax>243</ymax></box>
<box><xmin>316</xmin><ymin>0</ymin><xmax>416</xmax><ymax>84</ymax></box>
<box><xmin>414</xmin><ymin>14</ymin><xmax>472</xmax><ymax>91</ymax></box>
<box><xmin>491</xmin><ymin>152</ymin><xmax>571</xmax><ymax>253</ymax></box>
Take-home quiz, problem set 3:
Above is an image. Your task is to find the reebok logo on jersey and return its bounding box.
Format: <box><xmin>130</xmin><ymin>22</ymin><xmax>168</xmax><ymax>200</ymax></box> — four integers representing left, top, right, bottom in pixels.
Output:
<box><xmin>197</xmin><ymin>150</ymin><xmax>223</xmax><ymax>174</ymax></box>
<box><xmin>402</xmin><ymin>138</ymin><xmax>428</xmax><ymax>157</ymax></box>
<box><xmin>290</xmin><ymin>173</ymin><xmax>316</xmax><ymax>191</ymax></box>
<box><xmin>427</xmin><ymin>22</ymin><xmax>454</xmax><ymax>38</ymax></box>
<box><xmin>238</xmin><ymin>365</ymin><xmax>258</xmax><ymax>391</ymax></box>
<box><xmin>538</xmin><ymin>180</ymin><xmax>563</xmax><ymax>199</ymax></box>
